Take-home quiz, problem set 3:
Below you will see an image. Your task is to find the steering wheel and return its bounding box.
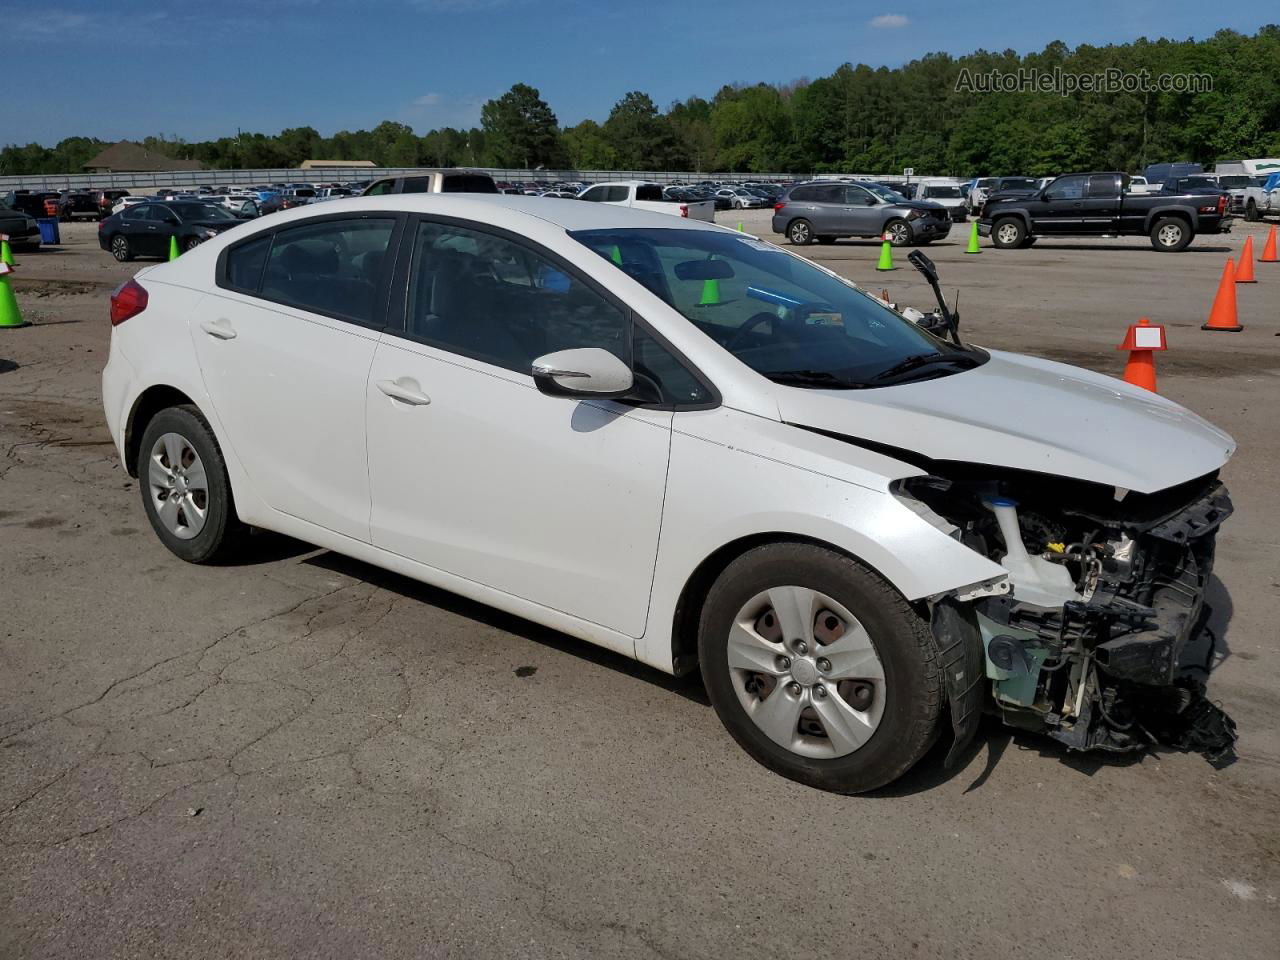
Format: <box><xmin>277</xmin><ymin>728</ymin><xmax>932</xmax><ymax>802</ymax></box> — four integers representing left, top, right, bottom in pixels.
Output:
<box><xmin>727</xmin><ymin>311</ymin><xmax>781</xmax><ymax>351</ymax></box>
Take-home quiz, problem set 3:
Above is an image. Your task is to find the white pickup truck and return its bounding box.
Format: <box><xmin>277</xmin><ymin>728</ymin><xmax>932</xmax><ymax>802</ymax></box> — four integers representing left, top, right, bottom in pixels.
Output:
<box><xmin>1242</xmin><ymin>172</ymin><xmax>1280</xmax><ymax>221</ymax></box>
<box><xmin>577</xmin><ymin>180</ymin><xmax>715</xmax><ymax>221</ymax></box>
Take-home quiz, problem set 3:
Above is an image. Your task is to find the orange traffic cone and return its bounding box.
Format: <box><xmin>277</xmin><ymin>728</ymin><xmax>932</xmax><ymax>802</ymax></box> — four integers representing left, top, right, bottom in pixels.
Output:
<box><xmin>1260</xmin><ymin>225</ymin><xmax>1278</xmax><ymax>263</ymax></box>
<box><xmin>1202</xmin><ymin>259</ymin><xmax>1243</xmax><ymax>332</ymax></box>
<box><xmin>1235</xmin><ymin>236</ymin><xmax>1257</xmax><ymax>283</ymax></box>
<box><xmin>1117</xmin><ymin>317</ymin><xmax>1166</xmax><ymax>392</ymax></box>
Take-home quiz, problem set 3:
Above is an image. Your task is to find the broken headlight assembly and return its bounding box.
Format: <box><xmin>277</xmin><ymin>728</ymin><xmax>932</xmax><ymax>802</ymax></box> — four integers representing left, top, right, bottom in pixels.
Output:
<box><xmin>894</xmin><ymin>467</ymin><xmax>1237</xmax><ymax>765</ymax></box>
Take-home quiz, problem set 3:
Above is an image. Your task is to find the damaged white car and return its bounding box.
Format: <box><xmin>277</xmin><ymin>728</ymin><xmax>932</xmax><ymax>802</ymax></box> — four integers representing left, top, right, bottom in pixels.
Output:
<box><xmin>102</xmin><ymin>196</ymin><xmax>1236</xmax><ymax>793</ymax></box>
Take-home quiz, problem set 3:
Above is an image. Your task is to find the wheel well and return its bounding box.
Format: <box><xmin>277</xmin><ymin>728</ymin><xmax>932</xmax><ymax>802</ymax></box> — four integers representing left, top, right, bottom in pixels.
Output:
<box><xmin>669</xmin><ymin>533</ymin><xmax>906</xmax><ymax>677</ymax></box>
<box><xmin>1149</xmin><ymin>210</ymin><xmax>1191</xmax><ymax>230</ymax></box>
<box><xmin>124</xmin><ymin>385</ymin><xmax>197</xmax><ymax>477</ymax></box>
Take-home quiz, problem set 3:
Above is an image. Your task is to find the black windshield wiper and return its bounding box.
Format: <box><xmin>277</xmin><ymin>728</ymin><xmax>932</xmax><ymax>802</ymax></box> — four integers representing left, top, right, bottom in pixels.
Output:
<box><xmin>871</xmin><ymin>352</ymin><xmax>980</xmax><ymax>383</ymax></box>
<box><xmin>765</xmin><ymin>369</ymin><xmax>869</xmax><ymax>389</ymax></box>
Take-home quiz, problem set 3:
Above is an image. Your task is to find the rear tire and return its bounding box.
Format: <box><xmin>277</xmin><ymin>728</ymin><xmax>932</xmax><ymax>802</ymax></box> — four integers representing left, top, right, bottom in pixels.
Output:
<box><xmin>1150</xmin><ymin>217</ymin><xmax>1192</xmax><ymax>252</ymax></box>
<box><xmin>110</xmin><ymin>235</ymin><xmax>133</xmax><ymax>262</ymax></box>
<box><xmin>1245</xmin><ymin>200</ymin><xmax>1259</xmax><ymax>222</ymax></box>
<box><xmin>182</xmin><ymin>235</ymin><xmax>202</xmax><ymax>252</ymax></box>
<box><xmin>697</xmin><ymin>543</ymin><xmax>943</xmax><ymax>794</ymax></box>
<box><xmin>787</xmin><ymin>219</ymin><xmax>814</xmax><ymax>246</ymax></box>
<box><xmin>137</xmin><ymin>405</ymin><xmax>246</xmax><ymax>564</ymax></box>
<box><xmin>992</xmin><ymin>217</ymin><xmax>1026</xmax><ymax>249</ymax></box>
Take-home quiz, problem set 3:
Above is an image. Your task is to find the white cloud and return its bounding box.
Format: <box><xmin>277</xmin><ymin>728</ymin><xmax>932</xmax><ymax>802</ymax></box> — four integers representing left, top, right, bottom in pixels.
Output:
<box><xmin>869</xmin><ymin>13</ymin><xmax>909</xmax><ymax>28</ymax></box>
<box><xmin>413</xmin><ymin>93</ymin><xmax>443</xmax><ymax>106</ymax></box>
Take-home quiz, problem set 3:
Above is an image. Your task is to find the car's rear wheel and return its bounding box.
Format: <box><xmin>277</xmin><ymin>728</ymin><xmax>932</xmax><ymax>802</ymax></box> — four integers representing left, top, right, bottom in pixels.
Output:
<box><xmin>698</xmin><ymin>543</ymin><xmax>943</xmax><ymax>793</ymax></box>
<box><xmin>1245</xmin><ymin>200</ymin><xmax>1259</xmax><ymax>222</ymax></box>
<box><xmin>1150</xmin><ymin>217</ymin><xmax>1192</xmax><ymax>252</ymax></box>
<box><xmin>110</xmin><ymin>235</ymin><xmax>133</xmax><ymax>262</ymax></box>
<box><xmin>138</xmin><ymin>405</ymin><xmax>246</xmax><ymax>564</ymax></box>
<box><xmin>884</xmin><ymin>219</ymin><xmax>912</xmax><ymax>246</ymax></box>
<box><xmin>787</xmin><ymin>219</ymin><xmax>813</xmax><ymax>245</ymax></box>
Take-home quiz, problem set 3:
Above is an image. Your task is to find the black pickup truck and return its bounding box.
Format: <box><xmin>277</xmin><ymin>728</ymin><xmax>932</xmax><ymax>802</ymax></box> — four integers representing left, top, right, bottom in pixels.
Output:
<box><xmin>978</xmin><ymin>172</ymin><xmax>1231</xmax><ymax>251</ymax></box>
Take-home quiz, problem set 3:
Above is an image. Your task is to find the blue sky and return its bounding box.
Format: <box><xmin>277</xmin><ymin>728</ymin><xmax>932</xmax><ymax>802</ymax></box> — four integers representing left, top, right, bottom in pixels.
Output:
<box><xmin>3</xmin><ymin>1</ymin><xmax>1273</xmax><ymax>144</ymax></box>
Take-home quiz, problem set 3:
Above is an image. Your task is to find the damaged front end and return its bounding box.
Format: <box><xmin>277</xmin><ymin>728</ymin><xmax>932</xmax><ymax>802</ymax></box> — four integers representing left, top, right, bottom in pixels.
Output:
<box><xmin>902</xmin><ymin>467</ymin><xmax>1237</xmax><ymax>765</ymax></box>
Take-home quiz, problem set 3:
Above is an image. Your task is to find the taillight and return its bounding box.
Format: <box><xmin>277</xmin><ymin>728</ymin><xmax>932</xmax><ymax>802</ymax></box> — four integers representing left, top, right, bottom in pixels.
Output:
<box><xmin>1217</xmin><ymin>194</ymin><xmax>1227</xmax><ymax>214</ymax></box>
<box><xmin>774</xmin><ymin>202</ymin><xmax>786</xmax><ymax>212</ymax></box>
<box><xmin>679</xmin><ymin>204</ymin><xmax>688</xmax><ymax>218</ymax></box>
<box><xmin>110</xmin><ymin>278</ymin><xmax>148</xmax><ymax>326</ymax></box>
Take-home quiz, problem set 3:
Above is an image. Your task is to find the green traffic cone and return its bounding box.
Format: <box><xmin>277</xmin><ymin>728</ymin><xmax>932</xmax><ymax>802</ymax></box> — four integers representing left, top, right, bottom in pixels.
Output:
<box><xmin>737</xmin><ymin>221</ymin><xmax>744</xmax><ymax>232</ymax></box>
<box><xmin>698</xmin><ymin>277</ymin><xmax>721</xmax><ymax>305</ymax></box>
<box><xmin>965</xmin><ymin>221</ymin><xmax>980</xmax><ymax>254</ymax></box>
<box><xmin>875</xmin><ymin>240</ymin><xmax>895</xmax><ymax>271</ymax></box>
<box><xmin>0</xmin><ymin>274</ymin><xmax>29</xmax><ymax>329</ymax></box>
<box><xmin>0</xmin><ymin>237</ymin><xmax>14</xmax><ymax>268</ymax></box>
<box><xmin>169</xmin><ymin>235</ymin><xmax>180</xmax><ymax>261</ymax></box>
<box><xmin>610</xmin><ymin>244</ymin><xmax>622</xmax><ymax>266</ymax></box>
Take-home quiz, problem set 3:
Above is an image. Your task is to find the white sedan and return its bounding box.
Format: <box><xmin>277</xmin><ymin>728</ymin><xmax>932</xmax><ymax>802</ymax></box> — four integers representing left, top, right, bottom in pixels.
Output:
<box><xmin>102</xmin><ymin>195</ymin><xmax>1237</xmax><ymax>792</ymax></box>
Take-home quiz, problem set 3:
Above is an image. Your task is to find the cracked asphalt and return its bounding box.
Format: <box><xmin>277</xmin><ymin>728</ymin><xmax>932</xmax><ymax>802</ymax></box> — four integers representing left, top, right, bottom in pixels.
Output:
<box><xmin>2</xmin><ymin>218</ymin><xmax>1278</xmax><ymax>958</ymax></box>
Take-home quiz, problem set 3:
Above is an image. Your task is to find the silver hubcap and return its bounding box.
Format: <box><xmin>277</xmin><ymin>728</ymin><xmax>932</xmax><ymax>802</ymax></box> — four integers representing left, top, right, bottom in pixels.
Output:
<box><xmin>1158</xmin><ymin>225</ymin><xmax>1181</xmax><ymax>246</ymax></box>
<box><xmin>997</xmin><ymin>224</ymin><xmax>1019</xmax><ymax>244</ymax></box>
<box><xmin>890</xmin><ymin>223</ymin><xmax>908</xmax><ymax>243</ymax></box>
<box><xmin>791</xmin><ymin>223</ymin><xmax>809</xmax><ymax>243</ymax></box>
<box><xmin>148</xmin><ymin>432</ymin><xmax>209</xmax><ymax>540</ymax></box>
<box><xmin>727</xmin><ymin>586</ymin><xmax>886</xmax><ymax>759</ymax></box>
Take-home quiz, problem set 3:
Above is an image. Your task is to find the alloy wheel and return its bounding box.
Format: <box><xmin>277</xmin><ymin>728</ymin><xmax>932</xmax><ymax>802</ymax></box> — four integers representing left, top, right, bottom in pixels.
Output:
<box><xmin>996</xmin><ymin>223</ymin><xmax>1020</xmax><ymax>245</ymax></box>
<box><xmin>1157</xmin><ymin>224</ymin><xmax>1182</xmax><ymax>247</ymax></box>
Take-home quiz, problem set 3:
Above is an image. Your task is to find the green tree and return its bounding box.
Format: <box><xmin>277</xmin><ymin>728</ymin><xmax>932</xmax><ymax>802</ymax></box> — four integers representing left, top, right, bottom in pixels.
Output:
<box><xmin>603</xmin><ymin>91</ymin><xmax>681</xmax><ymax>169</ymax></box>
<box><xmin>480</xmin><ymin>83</ymin><xmax>565</xmax><ymax>168</ymax></box>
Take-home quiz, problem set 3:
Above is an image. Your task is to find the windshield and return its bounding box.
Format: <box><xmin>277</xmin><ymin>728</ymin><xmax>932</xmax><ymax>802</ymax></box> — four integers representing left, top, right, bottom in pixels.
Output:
<box><xmin>864</xmin><ymin>184</ymin><xmax>908</xmax><ymax>202</ymax></box>
<box><xmin>568</xmin><ymin>227</ymin><xmax>983</xmax><ymax>388</ymax></box>
<box><xmin>1215</xmin><ymin>176</ymin><xmax>1250</xmax><ymax>189</ymax></box>
<box><xmin>998</xmin><ymin>178</ymin><xmax>1036</xmax><ymax>190</ymax></box>
<box><xmin>169</xmin><ymin>202</ymin><xmax>235</xmax><ymax>221</ymax></box>
<box><xmin>923</xmin><ymin>185</ymin><xmax>962</xmax><ymax>198</ymax></box>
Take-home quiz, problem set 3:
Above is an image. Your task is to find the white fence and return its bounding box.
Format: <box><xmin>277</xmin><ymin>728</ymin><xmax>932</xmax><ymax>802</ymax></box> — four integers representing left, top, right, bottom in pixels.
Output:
<box><xmin>0</xmin><ymin>166</ymin><xmax>925</xmax><ymax>192</ymax></box>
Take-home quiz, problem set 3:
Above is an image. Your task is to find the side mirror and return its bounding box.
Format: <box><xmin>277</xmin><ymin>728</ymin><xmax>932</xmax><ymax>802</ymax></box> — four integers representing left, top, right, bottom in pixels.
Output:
<box><xmin>532</xmin><ymin>348</ymin><xmax>634</xmax><ymax>399</ymax></box>
<box><xmin>864</xmin><ymin>196</ymin><xmax>877</xmax><ymax>205</ymax></box>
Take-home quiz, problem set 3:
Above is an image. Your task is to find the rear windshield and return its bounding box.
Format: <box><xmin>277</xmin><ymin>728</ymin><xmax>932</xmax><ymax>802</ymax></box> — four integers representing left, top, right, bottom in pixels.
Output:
<box><xmin>636</xmin><ymin>184</ymin><xmax>664</xmax><ymax>201</ymax></box>
<box><xmin>999</xmin><ymin>178</ymin><xmax>1036</xmax><ymax>190</ymax></box>
<box><xmin>440</xmin><ymin>174</ymin><xmax>498</xmax><ymax>194</ymax></box>
<box><xmin>922</xmin><ymin>185</ymin><xmax>963</xmax><ymax>198</ymax></box>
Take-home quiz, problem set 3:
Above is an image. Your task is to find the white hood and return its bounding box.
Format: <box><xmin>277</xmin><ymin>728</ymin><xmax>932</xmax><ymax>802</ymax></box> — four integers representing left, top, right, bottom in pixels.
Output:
<box><xmin>775</xmin><ymin>350</ymin><xmax>1235</xmax><ymax>494</ymax></box>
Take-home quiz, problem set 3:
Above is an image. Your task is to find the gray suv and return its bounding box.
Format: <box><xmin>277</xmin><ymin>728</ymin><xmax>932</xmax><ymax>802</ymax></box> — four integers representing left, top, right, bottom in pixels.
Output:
<box><xmin>772</xmin><ymin>181</ymin><xmax>952</xmax><ymax>246</ymax></box>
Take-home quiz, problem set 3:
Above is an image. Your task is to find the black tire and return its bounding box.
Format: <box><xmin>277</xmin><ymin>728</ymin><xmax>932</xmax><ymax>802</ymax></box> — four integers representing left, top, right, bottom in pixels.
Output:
<box><xmin>1150</xmin><ymin>216</ymin><xmax>1192</xmax><ymax>252</ymax></box>
<box><xmin>787</xmin><ymin>219</ymin><xmax>814</xmax><ymax>245</ymax></box>
<box><xmin>816</xmin><ymin>236</ymin><xmax>836</xmax><ymax>245</ymax></box>
<box><xmin>884</xmin><ymin>218</ymin><xmax>912</xmax><ymax>247</ymax></box>
<box><xmin>697</xmin><ymin>543</ymin><xmax>943</xmax><ymax>794</ymax></box>
<box><xmin>182</xmin><ymin>234</ymin><xmax>203</xmax><ymax>253</ymax></box>
<box><xmin>137</xmin><ymin>405</ymin><xmax>246</xmax><ymax>564</ymax></box>
<box><xmin>110</xmin><ymin>234</ymin><xmax>133</xmax><ymax>262</ymax></box>
<box><xmin>991</xmin><ymin>217</ymin><xmax>1026</xmax><ymax>249</ymax></box>
<box><xmin>1245</xmin><ymin>200</ymin><xmax>1259</xmax><ymax>222</ymax></box>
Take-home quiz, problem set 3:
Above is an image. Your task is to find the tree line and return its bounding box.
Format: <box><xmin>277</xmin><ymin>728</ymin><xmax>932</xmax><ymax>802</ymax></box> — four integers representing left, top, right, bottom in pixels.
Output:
<box><xmin>5</xmin><ymin>27</ymin><xmax>1278</xmax><ymax>178</ymax></box>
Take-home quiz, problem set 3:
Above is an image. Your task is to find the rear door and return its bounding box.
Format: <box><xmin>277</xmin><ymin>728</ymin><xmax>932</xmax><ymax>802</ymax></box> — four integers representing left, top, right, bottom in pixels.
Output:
<box><xmin>1080</xmin><ymin>174</ymin><xmax>1121</xmax><ymax>233</ymax></box>
<box><xmin>125</xmin><ymin>204</ymin><xmax>165</xmax><ymax>257</ymax></box>
<box><xmin>191</xmin><ymin>214</ymin><xmax>402</xmax><ymax>541</ymax></box>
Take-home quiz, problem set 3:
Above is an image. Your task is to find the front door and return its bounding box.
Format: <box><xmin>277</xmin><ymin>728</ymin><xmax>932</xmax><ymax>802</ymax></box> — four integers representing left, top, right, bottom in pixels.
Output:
<box><xmin>365</xmin><ymin>217</ymin><xmax>673</xmax><ymax>641</ymax></box>
<box><xmin>1034</xmin><ymin>175</ymin><xmax>1090</xmax><ymax>235</ymax></box>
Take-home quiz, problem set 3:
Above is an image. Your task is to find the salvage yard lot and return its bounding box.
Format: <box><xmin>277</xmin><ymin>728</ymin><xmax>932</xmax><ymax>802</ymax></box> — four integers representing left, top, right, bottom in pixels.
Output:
<box><xmin>2</xmin><ymin>216</ymin><xmax>1278</xmax><ymax>958</ymax></box>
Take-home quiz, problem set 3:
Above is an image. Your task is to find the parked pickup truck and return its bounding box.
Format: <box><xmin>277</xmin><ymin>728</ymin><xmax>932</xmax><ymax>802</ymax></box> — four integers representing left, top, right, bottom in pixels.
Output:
<box><xmin>1242</xmin><ymin>172</ymin><xmax>1280</xmax><ymax>221</ymax></box>
<box><xmin>979</xmin><ymin>172</ymin><xmax>1231</xmax><ymax>251</ymax></box>
<box><xmin>577</xmin><ymin>181</ymin><xmax>715</xmax><ymax>221</ymax></box>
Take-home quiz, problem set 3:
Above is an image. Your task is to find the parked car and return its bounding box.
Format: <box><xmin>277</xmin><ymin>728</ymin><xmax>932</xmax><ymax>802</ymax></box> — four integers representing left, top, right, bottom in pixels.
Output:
<box><xmin>979</xmin><ymin>172</ymin><xmax>1231</xmax><ymax>251</ymax></box>
<box><xmin>965</xmin><ymin>178</ymin><xmax>997</xmax><ymax>213</ymax></box>
<box><xmin>101</xmin><ymin>194</ymin><xmax>1238</xmax><ymax>793</ymax></box>
<box><xmin>1241</xmin><ymin>172</ymin><xmax>1280</xmax><ymax>221</ymax></box>
<box><xmin>912</xmin><ymin>181</ymin><xmax>968</xmax><ymax>222</ymax></box>
<box><xmin>57</xmin><ymin>191</ymin><xmax>102</xmax><ymax>222</ymax></box>
<box><xmin>1125</xmin><ymin>175</ymin><xmax>1157</xmax><ymax>195</ymax></box>
<box><xmin>362</xmin><ymin>170</ymin><xmax>498</xmax><ymax>196</ymax></box>
<box><xmin>714</xmin><ymin>187</ymin><xmax>768</xmax><ymax>210</ymax></box>
<box><xmin>773</xmin><ymin>180</ymin><xmax>952</xmax><ymax>246</ymax></box>
<box><xmin>0</xmin><ymin>203</ymin><xmax>42</xmax><ymax>249</ymax></box>
<box><xmin>98</xmin><ymin>200</ymin><xmax>247</xmax><ymax>261</ymax></box>
<box><xmin>3</xmin><ymin>191</ymin><xmax>61</xmax><ymax>219</ymax></box>
<box><xmin>1142</xmin><ymin>161</ymin><xmax>1203</xmax><ymax>186</ymax></box>
<box><xmin>578</xmin><ymin>181</ymin><xmax>715</xmax><ymax>221</ymax></box>
<box><xmin>112</xmin><ymin>195</ymin><xmax>149</xmax><ymax>215</ymax></box>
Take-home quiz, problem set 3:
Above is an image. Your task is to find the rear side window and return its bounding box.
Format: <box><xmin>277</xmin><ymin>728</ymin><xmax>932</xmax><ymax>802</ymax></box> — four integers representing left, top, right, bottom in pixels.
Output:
<box><xmin>260</xmin><ymin>218</ymin><xmax>396</xmax><ymax>325</ymax></box>
<box><xmin>440</xmin><ymin>174</ymin><xmax>498</xmax><ymax>194</ymax></box>
<box><xmin>224</xmin><ymin>235</ymin><xmax>272</xmax><ymax>292</ymax></box>
<box><xmin>789</xmin><ymin>185</ymin><xmax>816</xmax><ymax>202</ymax></box>
<box><xmin>1087</xmin><ymin>174</ymin><xmax>1117</xmax><ymax>198</ymax></box>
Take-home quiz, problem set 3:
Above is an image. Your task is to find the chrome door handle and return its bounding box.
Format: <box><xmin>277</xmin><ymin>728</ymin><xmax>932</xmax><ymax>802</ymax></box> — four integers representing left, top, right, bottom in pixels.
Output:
<box><xmin>199</xmin><ymin>319</ymin><xmax>237</xmax><ymax>340</ymax></box>
<box><xmin>377</xmin><ymin>378</ymin><xmax>431</xmax><ymax>406</ymax></box>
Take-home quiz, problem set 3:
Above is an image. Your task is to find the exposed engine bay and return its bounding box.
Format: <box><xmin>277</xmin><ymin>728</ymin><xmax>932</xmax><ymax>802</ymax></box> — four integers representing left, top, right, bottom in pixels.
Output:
<box><xmin>901</xmin><ymin>466</ymin><xmax>1237</xmax><ymax>765</ymax></box>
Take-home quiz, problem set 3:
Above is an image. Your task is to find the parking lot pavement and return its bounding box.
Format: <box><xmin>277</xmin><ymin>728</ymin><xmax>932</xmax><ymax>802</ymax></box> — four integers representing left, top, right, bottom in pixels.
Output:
<box><xmin>2</xmin><ymin>220</ymin><xmax>1278</xmax><ymax>959</ymax></box>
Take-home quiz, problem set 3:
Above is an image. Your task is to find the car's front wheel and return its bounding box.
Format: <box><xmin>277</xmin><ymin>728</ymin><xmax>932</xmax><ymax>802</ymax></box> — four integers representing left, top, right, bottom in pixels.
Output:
<box><xmin>182</xmin><ymin>235</ymin><xmax>203</xmax><ymax>252</ymax></box>
<box><xmin>787</xmin><ymin>219</ymin><xmax>813</xmax><ymax>245</ymax></box>
<box><xmin>1245</xmin><ymin>200</ymin><xmax>1259</xmax><ymax>222</ymax></box>
<box><xmin>884</xmin><ymin>218</ymin><xmax>912</xmax><ymax>246</ymax></box>
<box><xmin>138</xmin><ymin>405</ymin><xmax>246</xmax><ymax>563</ymax></box>
<box><xmin>698</xmin><ymin>543</ymin><xmax>943</xmax><ymax>793</ymax></box>
<box><xmin>992</xmin><ymin>217</ymin><xmax>1026</xmax><ymax>248</ymax></box>
<box><xmin>110</xmin><ymin>235</ymin><xmax>133</xmax><ymax>262</ymax></box>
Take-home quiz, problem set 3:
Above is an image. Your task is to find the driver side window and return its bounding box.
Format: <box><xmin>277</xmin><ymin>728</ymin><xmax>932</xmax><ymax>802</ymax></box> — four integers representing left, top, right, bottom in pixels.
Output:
<box><xmin>1045</xmin><ymin>176</ymin><xmax>1087</xmax><ymax>201</ymax></box>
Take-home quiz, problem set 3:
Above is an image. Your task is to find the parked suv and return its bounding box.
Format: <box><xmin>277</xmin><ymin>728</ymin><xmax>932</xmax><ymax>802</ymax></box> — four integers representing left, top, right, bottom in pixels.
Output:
<box><xmin>58</xmin><ymin>191</ymin><xmax>102</xmax><ymax>222</ymax></box>
<box><xmin>361</xmin><ymin>170</ymin><xmax>498</xmax><ymax>196</ymax></box>
<box><xmin>773</xmin><ymin>180</ymin><xmax>952</xmax><ymax>246</ymax></box>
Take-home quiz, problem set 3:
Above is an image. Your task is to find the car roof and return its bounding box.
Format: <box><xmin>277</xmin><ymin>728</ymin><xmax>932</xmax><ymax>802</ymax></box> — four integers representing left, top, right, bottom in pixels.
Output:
<box><xmin>259</xmin><ymin>193</ymin><xmax>729</xmax><ymax>234</ymax></box>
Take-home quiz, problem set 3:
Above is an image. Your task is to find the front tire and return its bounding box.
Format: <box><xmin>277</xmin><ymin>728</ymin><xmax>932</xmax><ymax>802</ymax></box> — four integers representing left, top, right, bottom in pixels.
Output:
<box><xmin>992</xmin><ymin>217</ymin><xmax>1026</xmax><ymax>248</ymax></box>
<box><xmin>138</xmin><ymin>405</ymin><xmax>246</xmax><ymax>564</ymax></box>
<box><xmin>884</xmin><ymin>218</ymin><xmax>912</xmax><ymax>247</ymax></box>
<box><xmin>787</xmin><ymin>219</ymin><xmax>813</xmax><ymax>246</ymax></box>
<box><xmin>1150</xmin><ymin>217</ymin><xmax>1192</xmax><ymax>251</ymax></box>
<box><xmin>182</xmin><ymin>235</ymin><xmax>203</xmax><ymax>252</ymax></box>
<box><xmin>110</xmin><ymin>234</ymin><xmax>133</xmax><ymax>262</ymax></box>
<box><xmin>697</xmin><ymin>543</ymin><xmax>943</xmax><ymax>793</ymax></box>
<box><xmin>1245</xmin><ymin>200</ymin><xmax>1259</xmax><ymax>222</ymax></box>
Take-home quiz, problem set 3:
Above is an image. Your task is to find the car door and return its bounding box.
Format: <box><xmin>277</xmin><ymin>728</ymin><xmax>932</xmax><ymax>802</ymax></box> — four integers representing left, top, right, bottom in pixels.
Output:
<box><xmin>123</xmin><ymin>204</ymin><xmax>162</xmax><ymax>256</ymax></box>
<box><xmin>191</xmin><ymin>214</ymin><xmax>402</xmax><ymax>542</ymax></box>
<box><xmin>1080</xmin><ymin>174</ymin><xmax>1121</xmax><ymax>233</ymax></box>
<box><xmin>364</xmin><ymin>216</ymin><xmax>675</xmax><ymax>642</ymax></box>
<box><xmin>841</xmin><ymin>184</ymin><xmax>883</xmax><ymax>235</ymax></box>
<box><xmin>1034</xmin><ymin>175</ymin><xmax>1089</xmax><ymax>234</ymax></box>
